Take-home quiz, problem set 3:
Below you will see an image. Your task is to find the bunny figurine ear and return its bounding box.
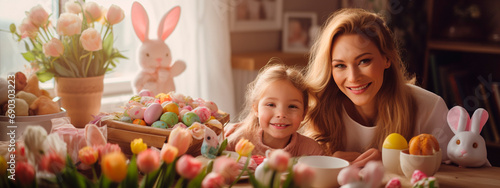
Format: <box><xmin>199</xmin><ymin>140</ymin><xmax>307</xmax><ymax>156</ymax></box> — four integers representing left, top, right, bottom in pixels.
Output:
<box><xmin>131</xmin><ymin>2</ymin><xmax>149</xmax><ymax>42</ymax></box>
<box><xmin>470</xmin><ymin>108</ymin><xmax>488</xmax><ymax>135</ymax></box>
<box><xmin>447</xmin><ymin>106</ymin><xmax>471</xmax><ymax>134</ymax></box>
<box><xmin>158</xmin><ymin>6</ymin><xmax>181</xmax><ymax>41</ymax></box>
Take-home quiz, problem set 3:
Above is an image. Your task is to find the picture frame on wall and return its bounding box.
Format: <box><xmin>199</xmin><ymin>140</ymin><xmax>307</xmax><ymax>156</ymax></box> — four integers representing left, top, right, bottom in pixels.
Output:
<box><xmin>282</xmin><ymin>12</ymin><xmax>317</xmax><ymax>53</ymax></box>
<box><xmin>229</xmin><ymin>0</ymin><xmax>283</xmax><ymax>32</ymax></box>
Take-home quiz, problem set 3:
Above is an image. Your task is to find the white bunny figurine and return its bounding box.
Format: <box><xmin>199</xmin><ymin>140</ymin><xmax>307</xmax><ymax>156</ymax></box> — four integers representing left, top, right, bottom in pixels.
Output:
<box><xmin>131</xmin><ymin>2</ymin><xmax>186</xmax><ymax>95</ymax></box>
<box><xmin>447</xmin><ymin>106</ymin><xmax>492</xmax><ymax>167</ymax></box>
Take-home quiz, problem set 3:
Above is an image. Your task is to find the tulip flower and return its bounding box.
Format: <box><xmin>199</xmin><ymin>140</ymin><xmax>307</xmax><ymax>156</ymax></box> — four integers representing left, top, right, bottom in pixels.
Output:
<box><xmin>40</xmin><ymin>151</ymin><xmax>66</xmax><ymax>174</ymax></box>
<box><xmin>79</xmin><ymin>146</ymin><xmax>98</xmax><ymax>165</ymax></box>
<box><xmin>267</xmin><ymin>149</ymin><xmax>290</xmax><ymax>172</ymax></box>
<box><xmin>19</xmin><ymin>18</ymin><xmax>38</xmax><ymax>39</ymax></box>
<box><xmin>130</xmin><ymin>138</ymin><xmax>148</xmax><ymax>154</ymax></box>
<box><xmin>213</xmin><ymin>156</ymin><xmax>239</xmax><ymax>183</ymax></box>
<box><xmin>293</xmin><ymin>163</ymin><xmax>315</xmax><ymax>186</ymax></box>
<box><xmin>101</xmin><ymin>152</ymin><xmax>127</xmax><ymax>182</ymax></box>
<box><xmin>0</xmin><ymin>155</ymin><xmax>6</xmax><ymax>176</ymax></box>
<box><xmin>137</xmin><ymin>149</ymin><xmax>161</xmax><ymax>174</ymax></box>
<box><xmin>80</xmin><ymin>28</ymin><xmax>102</xmax><ymax>51</ymax></box>
<box><xmin>176</xmin><ymin>155</ymin><xmax>202</xmax><ymax>179</ymax></box>
<box><xmin>57</xmin><ymin>13</ymin><xmax>82</xmax><ymax>36</ymax></box>
<box><xmin>28</xmin><ymin>5</ymin><xmax>49</xmax><ymax>27</ymax></box>
<box><xmin>160</xmin><ymin>143</ymin><xmax>178</xmax><ymax>164</ymax></box>
<box><xmin>83</xmin><ymin>2</ymin><xmax>103</xmax><ymax>23</ymax></box>
<box><xmin>106</xmin><ymin>5</ymin><xmax>125</xmax><ymax>25</ymax></box>
<box><xmin>23</xmin><ymin>126</ymin><xmax>47</xmax><ymax>163</ymax></box>
<box><xmin>95</xmin><ymin>143</ymin><xmax>121</xmax><ymax>160</ymax></box>
<box><xmin>188</xmin><ymin>122</ymin><xmax>205</xmax><ymax>140</ymax></box>
<box><xmin>43</xmin><ymin>38</ymin><xmax>64</xmax><ymax>57</ymax></box>
<box><xmin>202</xmin><ymin>172</ymin><xmax>225</xmax><ymax>188</ymax></box>
<box><xmin>64</xmin><ymin>1</ymin><xmax>81</xmax><ymax>14</ymax></box>
<box><xmin>16</xmin><ymin>161</ymin><xmax>35</xmax><ymax>186</ymax></box>
<box><xmin>235</xmin><ymin>138</ymin><xmax>255</xmax><ymax>158</ymax></box>
<box><xmin>168</xmin><ymin>126</ymin><xmax>193</xmax><ymax>156</ymax></box>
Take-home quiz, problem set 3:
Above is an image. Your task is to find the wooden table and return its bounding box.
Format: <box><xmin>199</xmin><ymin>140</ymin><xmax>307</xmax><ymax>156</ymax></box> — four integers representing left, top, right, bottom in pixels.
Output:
<box><xmin>233</xmin><ymin>164</ymin><xmax>500</xmax><ymax>187</ymax></box>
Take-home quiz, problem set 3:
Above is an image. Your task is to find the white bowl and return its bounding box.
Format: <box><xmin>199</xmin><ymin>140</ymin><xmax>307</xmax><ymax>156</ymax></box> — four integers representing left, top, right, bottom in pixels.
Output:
<box><xmin>0</xmin><ymin>110</ymin><xmax>67</xmax><ymax>140</ymax></box>
<box><xmin>382</xmin><ymin>148</ymin><xmax>405</xmax><ymax>175</ymax></box>
<box><xmin>297</xmin><ymin>155</ymin><xmax>350</xmax><ymax>188</ymax></box>
<box><xmin>400</xmin><ymin>149</ymin><xmax>442</xmax><ymax>178</ymax></box>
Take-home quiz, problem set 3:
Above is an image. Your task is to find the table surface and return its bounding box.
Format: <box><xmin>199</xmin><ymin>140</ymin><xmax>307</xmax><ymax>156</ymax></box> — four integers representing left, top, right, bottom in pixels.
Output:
<box><xmin>233</xmin><ymin>164</ymin><xmax>500</xmax><ymax>187</ymax></box>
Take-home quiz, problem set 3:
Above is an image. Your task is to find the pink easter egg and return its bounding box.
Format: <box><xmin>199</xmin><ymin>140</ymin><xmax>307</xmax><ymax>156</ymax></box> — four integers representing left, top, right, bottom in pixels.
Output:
<box><xmin>138</xmin><ymin>89</ymin><xmax>154</xmax><ymax>97</ymax></box>
<box><xmin>144</xmin><ymin>103</ymin><xmax>163</xmax><ymax>125</ymax></box>
<box><xmin>182</xmin><ymin>105</ymin><xmax>193</xmax><ymax>111</ymax></box>
<box><xmin>203</xmin><ymin>100</ymin><xmax>219</xmax><ymax>115</ymax></box>
<box><xmin>192</xmin><ymin>106</ymin><xmax>211</xmax><ymax>123</ymax></box>
<box><xmin>128</xmin><ymin>105</ymin><xmax>145</xmax><ymax>120</ymax></box>
<box><xmin>179</xmin><ymin>109</ymin><xmax>190</xmax><ymax>120</ymax></box>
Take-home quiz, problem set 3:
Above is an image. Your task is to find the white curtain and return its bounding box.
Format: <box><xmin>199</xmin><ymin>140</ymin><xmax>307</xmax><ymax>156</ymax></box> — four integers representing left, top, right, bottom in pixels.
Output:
<box><xmin>136</xmin><ymin>0</ymin><xmax>236</xmax><ymax>118</ymax></box>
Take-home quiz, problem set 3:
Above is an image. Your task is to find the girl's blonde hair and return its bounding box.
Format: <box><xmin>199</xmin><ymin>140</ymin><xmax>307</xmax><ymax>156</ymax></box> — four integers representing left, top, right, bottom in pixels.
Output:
<box><xmin>303</xmin><ymin>8</ymin><xmax>416</xmax><ymax>154</ymax></box>
<box><xmin>230</xmin><ymin>60</ymin><xmax>311</xmax><ymax>141</ymax></box>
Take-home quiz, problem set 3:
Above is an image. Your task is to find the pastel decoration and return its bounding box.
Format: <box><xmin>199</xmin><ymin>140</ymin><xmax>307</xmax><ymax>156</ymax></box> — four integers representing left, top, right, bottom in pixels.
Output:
<box><xmin>131</xmin><ymin>2</ymin><xmax>186</xmax><ymax>95</ymax></box>
<box><xmin>179</xmin><ymin>109</ymin><xmax>190</xmax><ymax>118</ymax></box>
<box><xmin>144</xmin><ymin>103</ymin><xmax>163</xmax><ymax>125</ymax></box>
<box><xmin>120</xmin><ymin>116</ymin><xmax>133</xmax><ymax>123</ymax></box>
<box><xmin>160</xmin><ymin>112</ymin><xmax>179</xmax><ymax>128</ymax></box>
<box><xmin>203</xmin><ymin>100</ymin><xmax>219</xmax><ymax>116</ymax></box>
<box><xmin>162</xmin><ymin>101</ymin><xmax>179</xmax><ymax>114</ymax></box>
<box><xmin>205</xmin><ymin>119</ymin><xmax>223</xmax><ymax>129</ymax></box>
<box><xmin>446</xmin><ymin>106</ymin><xmax>491</xmax><ymax>167</ymax></box>
<box><xmin>193</xmin><ymin>106</ymin><xmax>211</xmax><ymax>123</ymax></box>
<box><xmin>201</xmin><ymin>127</ymin><xmax>219</xmax><ymax>159</ymax></box>
<box><xmin>138</xmin><ymin>89</ymin><xmax>154</xmax><ymax>97</ymax></box>
<box><xmin>182</xmin><ymin>112</ymin><xmax>200</xmax><ymax>127</ymax></box>
<box><xmin>128</xmin><ymin>105</ymin><xmax>145</xmax><ymax>120</ymax></box>
<box><xmin>385</xmin><ymin>177</ymin><xmax>401</xmax><ymax>188</ymax></box>
<box><xmin>140</xmin><ymin>96</ymin><xmax>155</xmax><ymax>105</ymax></box>
<box><xmin>133</xmin><ymin>119</ymin><xmax>147</xmax><ymax>126</ymax></box>
<box><xmin>85</xmin><ymin>124</ymin><xmax>106</xmax><ymax>147</ymax></box>
<box><xmin>182</xmin><ymin>105</ymin><xmax>193</xmax><ymax>111</ymax></box>
<box><xmin>152</xmin><ymin>121</ymin><xmax>168</xmax><ymax>129</ymax></box>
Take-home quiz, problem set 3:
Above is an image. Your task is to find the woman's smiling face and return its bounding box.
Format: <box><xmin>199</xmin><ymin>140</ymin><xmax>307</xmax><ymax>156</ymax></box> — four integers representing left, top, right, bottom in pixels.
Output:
<box><xmin>330</xmin><ymin>34</ymin><xmax>390</xmax><ymax>107</ymax></box>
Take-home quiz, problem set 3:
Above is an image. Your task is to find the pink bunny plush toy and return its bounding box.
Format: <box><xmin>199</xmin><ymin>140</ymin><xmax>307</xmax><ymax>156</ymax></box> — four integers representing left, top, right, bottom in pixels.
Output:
<box><xmin>131</xmin><ymin>2</ymin><xmax>186</xmax><ymax>95</ymax></box>
<box><xmin>447</xmin><ymin>106</ymin><xmax>492</xmax><ymax>167</ymax></box>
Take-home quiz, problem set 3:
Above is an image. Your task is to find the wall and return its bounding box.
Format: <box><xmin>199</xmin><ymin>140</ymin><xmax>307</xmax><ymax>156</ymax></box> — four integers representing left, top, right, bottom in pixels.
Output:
<box><xmin>230</xmin><ymin>0</ymin><xmax>340</xmax><ymax>53</ymax></box>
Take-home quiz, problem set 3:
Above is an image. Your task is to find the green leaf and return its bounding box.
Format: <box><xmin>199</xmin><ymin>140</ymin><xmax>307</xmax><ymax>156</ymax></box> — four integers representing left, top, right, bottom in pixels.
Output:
<box><xmin>36</xmin><ymin>70</ymin><xmax>54</xmax><ymax>83</ymax></box>
<box><xmin>9</xmin><ymin>23</ymin><xmax>16</xmax><ymax>33</ymax></box>
<box><xmin>121</xmin><ymin>155</ymin><xmax>138</xmax><ymax>188</ymax></box>
<box><xmin>22</xmin><ymin>52</ymin><xmax>35</xmax><ymax>62</ymax></box>
<box><xmin>103</xmin><ymin>32</ymin><xmax>114</xmax><ymax>57</ymax></box>
<box><xmin>281</xmin><ymin>167</ymin><xmax>294</xmax><ymax>188</ymax></box>
<box><xmin>97</xmin><ymin>174</ymin><xmax>112</xmax><ymax>188</ymax></box>
<box><xmin>187</xmin><ymin>168</ymin><xmax>207</xmax><ymax>188</ymax></box>
<box><xmin>249</xmin><ymin>173</ymin><xmax>263</xmax><ymax>188</ymax></box>
<box><xmin>217</xmin><ymin>139</ymin><xmax>228</xmax><ymax>156</ymax></box>
<box><xmin>24</xmin><ymin>41</ymin><xmax>30</xmax><ymax>51</ymax></box>
<box><xmin>139</xmin><ymin>162</ymin><xmax>162</xmax><ymax>188</ymax></box>
<box><xmin>54</xmin><ymin>61</ymin><xmax>76</xmax><ymax>77</ymax></box>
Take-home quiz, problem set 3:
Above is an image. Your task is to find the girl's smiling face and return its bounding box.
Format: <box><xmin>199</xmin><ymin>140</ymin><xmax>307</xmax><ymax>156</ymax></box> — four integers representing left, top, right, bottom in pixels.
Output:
<box><xmin>330</xmin><ymin>34</ymin><xmax>390</xmax><ymax>108</ymax></box>
<box><xmin>255</xmin><ymin>79</ymin><xmax>305</xmax><ymax>141</ymax></box>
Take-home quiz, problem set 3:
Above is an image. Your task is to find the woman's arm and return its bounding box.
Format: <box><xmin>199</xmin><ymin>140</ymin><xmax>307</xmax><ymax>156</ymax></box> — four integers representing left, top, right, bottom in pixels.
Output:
<box><xmin>351</xmin><ymin>148</ymin><xmax>381</xmax><ymax>167</ymax></box>
<box><xmin>332</xmin><ymin>151</ymin><xmax>361</xmax><ymax>163</ymax></box>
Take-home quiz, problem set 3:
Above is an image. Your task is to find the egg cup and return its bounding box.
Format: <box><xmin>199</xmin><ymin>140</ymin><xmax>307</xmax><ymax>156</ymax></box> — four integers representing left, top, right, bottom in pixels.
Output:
<box><xmin>399</xmin><ymin>149</ymin><xmax>442</xmax><ymax>178</ymax></box>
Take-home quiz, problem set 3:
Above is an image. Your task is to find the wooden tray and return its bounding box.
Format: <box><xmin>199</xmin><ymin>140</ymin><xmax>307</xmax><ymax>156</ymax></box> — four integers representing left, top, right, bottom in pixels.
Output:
<box><xmin>102</xmin><ymin>112</ymin><xmax>229</xmax><ymax>157</ymax></box>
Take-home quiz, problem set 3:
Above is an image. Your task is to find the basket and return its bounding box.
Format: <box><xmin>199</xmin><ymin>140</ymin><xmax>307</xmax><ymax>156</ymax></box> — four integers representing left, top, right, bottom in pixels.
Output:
<box><xmin>102</xmin><ymin>111</ymin><xmax>229</xmax><ymax>157</ymax></box>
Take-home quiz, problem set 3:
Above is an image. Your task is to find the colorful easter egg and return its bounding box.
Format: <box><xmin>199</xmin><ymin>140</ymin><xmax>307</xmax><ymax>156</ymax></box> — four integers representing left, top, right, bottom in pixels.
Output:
<box><xmin>128</xmin><ymin>105</ymin><xmax>145</xmax><ymax>120</ymax></box>
<box><xmin>152</xmin><ymin>121</ymin><xmax>168</xmax><ymax>129</ymax></box>
<box><xmin>144</xmin><ymin>103</ymin><xmax>163</xmax><ymax>125</ymax></box>
<box><xmin>182</xmin><ymin>112</ymin><xmax>201</xmax><ymax>127</ymax></box>
<box><xmin>140</xmin><ymin>96</ymin><xmax>156</xmax><ymax>105</ymax></box>
<box><xmin>120</xmin><ymin>116</ymin><xmax>133</xmax><ymax>123</ymax></box>
<box><xmin>205</xmin><ymin>119</ymin><xmax>223</xmax><ymax>129</ymax></box>
<box><xmin>203</xmin><ymin>100</ymin><xmax>219</xmax><ymax>116</ymax></box>
<box><xmin>179</xmin><ymin>109</ymin><xmax>190</xmax><ymax>118</ymax></box>
<box><xmin>133</xmin><ymin>119</ymin><xmax>147</xmax><ymax>126</ymax></box>
<box><xmin>160</xmin><ymin>112</ymin><xmax>179</xmax><ymax>127</ymax></box>
<box><xmin>182</xmin><ymin>105</ymin><xmax>193</xmax><ymax>111</ymax></box>
<box><xmin>193</xmin><ymin>106</ymin><xmax>211</xmax><ymax>123</ymax></box>
<box><xmin>162</xmin><ymin>101</ymin><xmax>179</xmax><ymax>114</ymax></box>
<box><xmin>138</xmin><ymin>89</ymin><xmax>154</xmax><ymax>97</ymax></box>
<box><xmin>383</xmin><ymin>133</ymin><xmax>408</xmax><ymax>150</ymax></box>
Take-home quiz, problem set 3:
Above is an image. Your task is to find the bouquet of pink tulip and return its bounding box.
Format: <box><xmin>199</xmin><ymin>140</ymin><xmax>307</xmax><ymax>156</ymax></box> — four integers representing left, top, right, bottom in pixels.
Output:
<box><xmin>7</xmin><ymin>0</ymin><xmax>127</xmax><ymax>82</ymax></box>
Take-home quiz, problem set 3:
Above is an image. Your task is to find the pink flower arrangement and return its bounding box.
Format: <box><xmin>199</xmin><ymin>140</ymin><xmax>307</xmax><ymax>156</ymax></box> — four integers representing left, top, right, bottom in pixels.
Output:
<box><xmin>8</xmin><ymin>0</ymin><xmax>127</xmax><ymax>82</ymax></box>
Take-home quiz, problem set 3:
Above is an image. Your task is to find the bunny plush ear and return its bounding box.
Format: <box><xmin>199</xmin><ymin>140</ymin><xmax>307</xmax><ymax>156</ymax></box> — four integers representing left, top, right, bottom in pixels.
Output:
<box><xmin>158</xmin><ymin>6</ymin><xmax>181</xmax><ymax>41</ymax></box>
<box><xmin>131</xmin><ymin>2</ymin><xmax>149</xmax><ymax>42</ymax></box>
<box><xmin>447</xmin><ymin>106</ymin><xmax>471</xmax><ymax>134</ymax></box>
<box><xmin>470</xmin><ymin>108</ymin><xmax>488</xmax><ymax>134</ymax></box>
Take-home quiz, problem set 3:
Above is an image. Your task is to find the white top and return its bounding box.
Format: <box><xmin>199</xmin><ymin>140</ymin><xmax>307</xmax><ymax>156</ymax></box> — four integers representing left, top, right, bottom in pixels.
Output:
<box><xmin>344</xmin><ymin>84</ymin><xmax>453</xmax><ymax>160</ymax></box>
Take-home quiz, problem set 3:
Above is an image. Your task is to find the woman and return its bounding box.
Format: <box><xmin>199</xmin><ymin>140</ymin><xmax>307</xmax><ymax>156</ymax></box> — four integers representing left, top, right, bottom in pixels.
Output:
<box><xmin>302</xmin><ymin>8</ymin><xmax>453</xmax><ymax>166</ymax></box>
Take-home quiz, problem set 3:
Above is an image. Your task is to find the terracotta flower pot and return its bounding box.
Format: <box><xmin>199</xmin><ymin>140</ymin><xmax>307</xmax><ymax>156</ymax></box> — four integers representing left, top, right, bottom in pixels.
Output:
<box><xmin>55</xmin><ymin>75</ymin><xmax>104</xmax><ymax>128</ymax></box>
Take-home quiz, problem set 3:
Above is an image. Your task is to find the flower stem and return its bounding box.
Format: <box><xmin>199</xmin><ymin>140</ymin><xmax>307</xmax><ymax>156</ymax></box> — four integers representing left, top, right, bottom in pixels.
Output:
<box><xmin>92</xmin><ymin>165</ymin><xmax>97</xmax><ymax>182</ymax></box>
<box><xmin>85</xmin><ymin>51</ymin><xmax>93</xmax><ymax>77</ymax></box>
<box><xmin>174</xmin><ymin>177</ymin><xmax>184</xmax><ymax>188</ymax></box>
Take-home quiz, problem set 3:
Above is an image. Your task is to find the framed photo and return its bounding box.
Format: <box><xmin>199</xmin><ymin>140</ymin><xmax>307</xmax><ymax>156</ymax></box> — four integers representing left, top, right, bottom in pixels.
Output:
<box><xmin>229</xmin><ymin>0</ymin><xmax>283</xmax><ymax>32</ymax></box>
<box><xmin>282</xmin><ymin>12</ymin><xmax>317</xmax><ymax>53</ymax></box>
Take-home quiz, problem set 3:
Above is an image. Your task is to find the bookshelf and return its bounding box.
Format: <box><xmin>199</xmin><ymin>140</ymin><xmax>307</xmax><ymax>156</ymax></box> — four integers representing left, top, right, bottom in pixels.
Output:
<box><xmin>423</xmin><ymin>0</ymin><xmax>500</xmax><ymax>166</ymax></box>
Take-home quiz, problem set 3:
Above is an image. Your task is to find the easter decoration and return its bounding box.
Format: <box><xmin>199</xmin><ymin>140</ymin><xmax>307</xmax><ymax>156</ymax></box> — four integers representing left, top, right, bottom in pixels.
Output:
<box><xmin>131</xmin><ymin>1</ymin><xmax>186</xmax><ymax>95</ymax></box>
<box><xmin>201</xmin><ymin>126</ymin><xmax>220</xmax><ymax>159</ymax></box>
<box><xmin>337</xmin><ymin>161</ymin><xmax>385</xmax><ymax>188</ymax></box>
<box><xmin>446</xmin><ymin>106</ymin><xmax>491</xmax><ymax>167</ymax></box>
<box><xmin>382</xmin><ymin>133</ymin><xmax>408</xmax><ymax>174</ymax></box>
<box><xmin>400</xmin><ymin>133</ymin><xmax>442</xmax><ymax>178</ymax></box>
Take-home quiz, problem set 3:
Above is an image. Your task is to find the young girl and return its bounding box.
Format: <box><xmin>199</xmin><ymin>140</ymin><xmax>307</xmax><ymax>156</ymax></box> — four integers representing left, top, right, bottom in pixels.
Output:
<box><xmin>226</xmin><ymin>63</ymin><xmax>324</xmax><ymax>157</ymax></box>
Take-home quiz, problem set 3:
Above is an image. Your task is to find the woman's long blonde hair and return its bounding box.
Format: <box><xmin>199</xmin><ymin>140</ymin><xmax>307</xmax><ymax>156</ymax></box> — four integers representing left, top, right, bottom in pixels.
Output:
<box><xmin>230</xmin><ymin>60</ymin><xmax>311</xmax><ymax>141</ymax></box>
<box><xmin>303</xmin><ymin>8</ymin><xmax>416</xmax><ymax>154</ymax></box>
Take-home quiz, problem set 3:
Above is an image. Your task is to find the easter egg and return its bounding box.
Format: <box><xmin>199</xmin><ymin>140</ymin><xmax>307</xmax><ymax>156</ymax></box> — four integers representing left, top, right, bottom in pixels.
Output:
<box><xmin>162</xmin><ymin>102</ymin><xmax>179</xmax><ymax>114</ymax></box>
<box><xmin>152</xmin><ymin>121</ymin><xmax>168</xmax><ymax>129</ymax></box>
<box><xmin>138</xmin><ymin>89</ymin><xmax>154</xmax><ymax>97</ymax></box>
<box><xmin>182</xmin><ymin>112</ymin><xmax>201</xmax><ymax>127</ymax></box>
<box><xmin>160</xmin><ymin>112</ymin><xmax>179</xmax><ymax>127</ymax></box>
<box><xmin>203</xmin><ymin>100</ymin><xmax>219</xmax><ymax>115</ymax></box>
<box><xmin>144</xmin><ymin>103</ymin><xmax>163</xmax><ymax>125</ymax></box>
<box><xmin>120</xmin><ymin>116</ymin><xmax>133</xmax><ymax>123</ymax></box>
<box><xmin>182</xmin><ymin>106</ymin><xmax>193</xmax><ymax>111</ymax></box>
<box><xmin>133</xmin><ymin>119</ymin><xmax>147</xmax><ymax>126</ymax></box>
<box><xmin>383</xmin><ymin>133</ymin><xmax>409</xmax><ymax>150</ymax></box>
<box><xmin>409</xmin><ymin>134</ymin><xmax>440</xmax><ymax>155</ymax></box>
<box><xmin>192</xmin><ymin>106</ymin><xmax>211</xmax><ymax>123</ymax></box>
<box><xmin>206</xmin><ymin>119</ymin><xmax>222</xmax><ymax>129</ymax></box>
<box><xmin>128</xmin><ymin>105</ymin><xmax>145</xmax><ymax>120</ymax></box>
